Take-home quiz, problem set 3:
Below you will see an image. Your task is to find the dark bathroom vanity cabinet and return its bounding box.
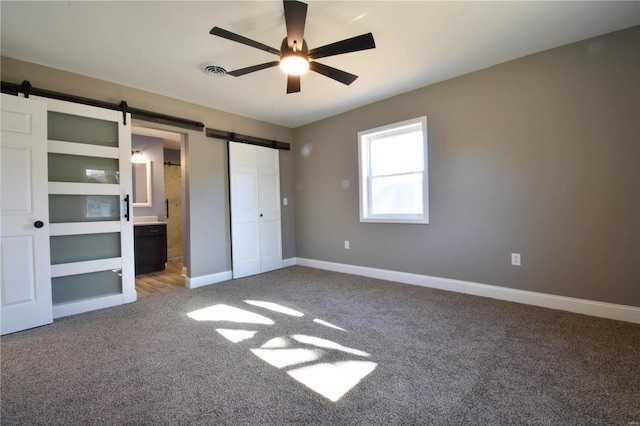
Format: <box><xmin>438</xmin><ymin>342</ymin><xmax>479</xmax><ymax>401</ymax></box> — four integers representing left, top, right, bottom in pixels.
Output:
<box><xmin>134</xmin><ymin>223</ymin><xmax>167</xmax><ymax>275</ymax></box>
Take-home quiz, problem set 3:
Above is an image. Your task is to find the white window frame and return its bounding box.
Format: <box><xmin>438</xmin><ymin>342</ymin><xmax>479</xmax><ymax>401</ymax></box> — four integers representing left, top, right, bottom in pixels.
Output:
<box><xmin>358</xmin><ymin>116</ymin><xmax>429</xmax><ymax>224</ymax></box>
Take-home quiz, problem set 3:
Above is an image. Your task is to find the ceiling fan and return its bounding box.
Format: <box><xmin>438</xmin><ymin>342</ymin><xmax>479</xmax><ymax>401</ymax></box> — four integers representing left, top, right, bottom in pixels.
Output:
<box><xmin>210</xmin><ymin>0</ymin><xmax>376</xmax><ymax>94</ymax></box>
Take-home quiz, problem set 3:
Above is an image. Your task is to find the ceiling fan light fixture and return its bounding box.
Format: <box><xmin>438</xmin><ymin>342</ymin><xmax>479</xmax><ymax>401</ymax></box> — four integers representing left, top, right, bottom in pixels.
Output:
<box><xmin>209</xmin><ymin>0</ymin><xmax>375</xmax><ymax>93</ymax></box>
<box><xmin>280</xmin><ymin>51</ymin><xmax>309</xmax><ymax>75</ymax></box>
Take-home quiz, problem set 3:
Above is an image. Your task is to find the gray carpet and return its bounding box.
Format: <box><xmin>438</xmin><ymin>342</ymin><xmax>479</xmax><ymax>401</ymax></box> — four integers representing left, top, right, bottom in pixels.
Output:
<box><xmin>2</xmin><ymin>266</ymin><xmax>639</xmax><ymax>425</ymax></box>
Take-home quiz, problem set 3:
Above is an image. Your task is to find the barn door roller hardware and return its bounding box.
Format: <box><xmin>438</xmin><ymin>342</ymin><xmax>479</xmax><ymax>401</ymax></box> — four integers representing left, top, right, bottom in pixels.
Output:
<box><xmin>1</xmin><ymin>80</ymin><xmax>204</xmax><ymax>131</ymax></box>
<box><xmin>206</xmin><ymin>128</ymin><xmax>290</xmax><ymax>151</ymax></box>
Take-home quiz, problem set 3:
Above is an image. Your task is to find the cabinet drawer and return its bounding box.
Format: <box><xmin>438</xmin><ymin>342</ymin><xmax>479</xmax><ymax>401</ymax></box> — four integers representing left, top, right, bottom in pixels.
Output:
<box><xmin>135</xmin><ymin>224</ymin><xmax>166</xmax><ymax>237</ymax></box>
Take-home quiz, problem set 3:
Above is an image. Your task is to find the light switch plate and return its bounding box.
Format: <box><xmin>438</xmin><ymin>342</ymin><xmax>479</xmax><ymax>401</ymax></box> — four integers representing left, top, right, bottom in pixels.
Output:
<box><xmin>511</xmin><ymin>253</ymin><xmax>521</xmax><ymax>266</ymax></box>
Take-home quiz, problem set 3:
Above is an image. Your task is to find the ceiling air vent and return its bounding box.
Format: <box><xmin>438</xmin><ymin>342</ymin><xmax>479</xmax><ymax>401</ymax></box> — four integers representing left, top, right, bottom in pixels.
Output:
<box><xmin>200</xmin><ymin>62</ymin><xmax>227</xmax><ymax>77</ymax></box>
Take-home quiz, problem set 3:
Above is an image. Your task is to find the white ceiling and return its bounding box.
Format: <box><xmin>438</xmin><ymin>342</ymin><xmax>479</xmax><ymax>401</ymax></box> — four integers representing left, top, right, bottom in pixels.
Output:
<box><xmin>2</xmin><ymin>1</ymin><xmax>638</xmax><ymax>128</ymax></box>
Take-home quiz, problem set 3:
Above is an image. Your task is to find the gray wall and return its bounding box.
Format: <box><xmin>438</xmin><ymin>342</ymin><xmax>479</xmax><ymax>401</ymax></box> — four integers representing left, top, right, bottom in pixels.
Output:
<box><xmin>280</xmin><ymin>148</ymin><xmax>296</xmax><ymax>260</ymax></box>
<box><xmin>1</xmin><ymin>57</ymin><xmax>295</xmax><ymax>279</ymax></box>
<box><xmin>164</xmin><ymin>148</ymin><xmax>180</xmax><ymax>164</ymax></box>
<box><xmin>292</xmin><ymin>26</ymin><xmax>640</xmax><ymax>307</ymax></box>
<box><xmin>132</xmin><ymin>134</ymin><xmax>165</xmax><ymax>221</ymax></box>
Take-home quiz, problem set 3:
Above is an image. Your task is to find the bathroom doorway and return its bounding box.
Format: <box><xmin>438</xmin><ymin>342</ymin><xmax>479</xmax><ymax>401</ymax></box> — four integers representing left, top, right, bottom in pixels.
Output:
<box><xmin>131</xmin><ymin>126</ymin><xmax>186</xmax><ymax>297</ymax></box>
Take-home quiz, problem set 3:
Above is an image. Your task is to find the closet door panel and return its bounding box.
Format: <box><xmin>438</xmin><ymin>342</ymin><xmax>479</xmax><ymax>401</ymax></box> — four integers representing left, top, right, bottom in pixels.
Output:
<box><xmin>258</xmin><ymin>168</ymin><xmax>280</xmax><ymax>221</ymax></box>
<box><xmin>229</xmin><ymin>142</ymin><xmax>282</xmax><ymax>279</ymax></box>
<box><xmin>260</xmin><ymin>220</ymin><xmax>282</xmax><ymax>273</ymax></box>
<box><xmin>229</xmin><ymin>142</ymin><xmax>261</xmax><ymax>279</ymax></box>
<box><xmin>257</xmin><ymin>147</ymin><xmax>282</xmax><ymax>272</ymax></box>
<box><xmin>231</xmin><ymin>167</ymin><xmax>260</xmax><ymax>223</ymax></box>
<box><xmin>231</xmin><ymin>222</ymin><xmax>261</xmax><ymax>278</ymax></box>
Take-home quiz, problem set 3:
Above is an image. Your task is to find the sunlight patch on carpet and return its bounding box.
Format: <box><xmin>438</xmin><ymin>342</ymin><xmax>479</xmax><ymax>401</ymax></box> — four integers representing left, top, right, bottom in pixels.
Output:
<box><xmin>287</xmin><ymin>361</ymin><xmax>378</xmax><ymax>402</ymax></box>
<box><xmin>215</xmin><ymin>329</ymin><xmax>257</xmax><ymax>343</ymax></box>
<box><xmin>261</xmin><ymin>337</ymin><xmax>291</xmax><ymax>348</ymax></box>
<box><xmin>195</xmin><ymin>303</ymin><xmax>377</xmax><ymax>402</ymax></box>
<box><xmin>244</xmin><ymin>300</ymin><xmax>304</xmax><ymax>317</ymax></box>
<box><xmin>187</xmin><ymin>304</ymin><xmax>274</xmax><ymax>325</ymax></box>
<box><xmin>313</xmin><ymin>318</ymin><xmax>347</xmax><ymax>331</ymax></box>
<box><xmin>291</xmin><ymin>335</ymin><xmax>370</xmax><ymax>357</ymax></box>
<box><xmin>251</xmin><ymin>348</ymin><xmax>323</xmax><ymax>369</ymax></box>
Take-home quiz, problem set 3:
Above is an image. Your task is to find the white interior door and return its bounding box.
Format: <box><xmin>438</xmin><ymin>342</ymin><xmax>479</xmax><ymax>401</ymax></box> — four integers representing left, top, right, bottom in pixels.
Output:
<box><xmin>230</xmin><ymin>143</ymin><xmax>261</xmax><ymax>278</ymax></box>
<box><xmin>257</xmin><ymin>147</ymin><xmax>282</xmax><ymax>273</ymax></box>
<box><xmin>1</xmin><ymin>94</ymin><xmax>53</xmax><ymax>335</ymax></box>
<box><xmin>229</xmin><ymin>142</ymin><xmax>282</xmax><ymax>279</ymax></box>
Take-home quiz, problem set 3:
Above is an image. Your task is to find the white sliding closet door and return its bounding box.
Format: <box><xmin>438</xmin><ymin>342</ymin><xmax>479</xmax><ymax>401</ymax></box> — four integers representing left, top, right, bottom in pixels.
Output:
<box><xmin>229</xmin><ymin>142</ymin><xmax>282</xmax><ymax>279</ymax></box>
<box><xmin>257</xmin><ymin>147</ymin><xmax>283</xmax><ymax>273</ymax></box>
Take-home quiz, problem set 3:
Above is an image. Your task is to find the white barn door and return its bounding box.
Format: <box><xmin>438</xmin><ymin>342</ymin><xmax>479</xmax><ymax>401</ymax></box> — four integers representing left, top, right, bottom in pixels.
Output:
<box><xmin>0</xmin><ymin>94</ymin><xmax>53</xmax><ymax>335</ymax></box>
<box><xmin>37</xmin><ymin>96</ymin><xmax>135</xmax><ymax>319</ymax></box>
<box><xmin>229</xmin><ymin>142</ymin><xmax>282</xmax><ymax>279</ymax></box>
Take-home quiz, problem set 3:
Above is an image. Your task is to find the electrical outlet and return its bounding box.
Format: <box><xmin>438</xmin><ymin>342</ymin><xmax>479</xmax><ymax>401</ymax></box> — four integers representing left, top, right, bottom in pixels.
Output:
<box><xmin>511</xmin><ymin>253</ymin><xmax>521</xmax><ymax>266</ymax></box>
<box><xmin>344</xmin><ymin>240</ymin><xmax>350</xmax><ymax>250</ymax></box>
<box><xmin>283</xmin><ymin>197</ymin><xmax>288</xmax><ymax>206</ymax></box>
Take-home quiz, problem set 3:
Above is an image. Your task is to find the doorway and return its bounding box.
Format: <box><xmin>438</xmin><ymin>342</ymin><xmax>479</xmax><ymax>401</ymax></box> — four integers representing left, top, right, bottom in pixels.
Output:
<box><xmin>131</xmin><ymin>126</ymin><xmax>186</xmax><ymax>298</ymax></box>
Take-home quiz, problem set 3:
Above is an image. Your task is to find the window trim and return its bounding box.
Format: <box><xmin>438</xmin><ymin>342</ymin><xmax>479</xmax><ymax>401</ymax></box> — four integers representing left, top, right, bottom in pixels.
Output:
<box><xmin>358</xmin><ymin>116</ymin><xmax>429</xmax><ymax>224</ymax></box>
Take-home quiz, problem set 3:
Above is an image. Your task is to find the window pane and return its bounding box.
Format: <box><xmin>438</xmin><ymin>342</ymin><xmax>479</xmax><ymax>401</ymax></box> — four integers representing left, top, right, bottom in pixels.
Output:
<box><xmin>370</xmin><ymin>173</ymin><xmax>423</xmax><ymax>215</ymax></box>
<box><xmin>52</xmin><ymin>270</ymin><xmax>122</xmax><ymax>305</ymax></box>
<box><xmin>358</xmin><ymin>116</ymin><xmax>428</xmax><ymax>224</ymax></box>
<box><xmin>48</xmin><ymin>111</ymin><xmax>118</xmax><ymax>147</ymax></box>
<box><xmin>370</xmin><ymin>129</ymin><xmax>423</xmax><ymax>176</ymax></box>
<box><xmin>50</xmin><ymin>233</ymin><xmax>121</xmax><ymax>265</ymax></box>
<box><xmin>48</xmin><ymin>153</ymin><xmax>120</xmax><ymax>184</ymax></box>
<box><xmin>49</xmin><ymin>195</ymin><xmax>120</xmax><ymax>223</ymax></box>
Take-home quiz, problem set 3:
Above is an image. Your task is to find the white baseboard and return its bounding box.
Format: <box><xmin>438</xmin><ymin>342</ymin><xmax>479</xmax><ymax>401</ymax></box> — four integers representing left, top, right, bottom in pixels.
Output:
<box><xmin>282</xmin><ymin>258</ymin><xmax>297</xmax><ymax>268</ymax></box>
<box><xmin>295</xmin><ymin>258</ymin><xmax>640</xmax><ymax>324</ymax></box>
<box><xmin>186</xmin><ymin>270</ymin><xmax>232</xmax><ymax>289</ymax></box>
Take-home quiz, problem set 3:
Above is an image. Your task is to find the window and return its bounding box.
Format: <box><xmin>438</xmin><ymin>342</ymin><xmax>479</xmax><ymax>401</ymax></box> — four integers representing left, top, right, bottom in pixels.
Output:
<box><xmin>358</xmin><ymin>116</ymin><xmax>428</xmax><ymax>224</ymax></box>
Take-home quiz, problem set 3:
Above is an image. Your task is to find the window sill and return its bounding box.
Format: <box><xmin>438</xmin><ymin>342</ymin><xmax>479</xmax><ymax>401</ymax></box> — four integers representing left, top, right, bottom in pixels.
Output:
<box><xmin>359</xmin><ymin>217</ymin><xmax>429</xmax><ymax>224</ymax></box>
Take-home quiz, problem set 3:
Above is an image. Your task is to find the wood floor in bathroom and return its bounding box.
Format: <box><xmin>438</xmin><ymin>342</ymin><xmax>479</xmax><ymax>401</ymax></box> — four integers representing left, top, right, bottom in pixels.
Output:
<box><xmin>135</xmin><ymin>262</ymin><xmax>185</xmax><ymax>298</ymax></box>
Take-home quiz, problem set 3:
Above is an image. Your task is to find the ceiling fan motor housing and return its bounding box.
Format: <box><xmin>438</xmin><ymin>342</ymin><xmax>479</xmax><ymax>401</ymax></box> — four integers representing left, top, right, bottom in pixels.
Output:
<box><xmin>281</xmin><ymin>38</ymin><xmax>308</xmax><ymax>55</ymax></box>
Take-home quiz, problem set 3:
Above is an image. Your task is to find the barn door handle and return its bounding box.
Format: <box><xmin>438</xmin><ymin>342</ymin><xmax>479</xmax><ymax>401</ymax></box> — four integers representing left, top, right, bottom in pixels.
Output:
<box><xmin>34</xmin><ymin>220</ymin><xmax>44</xmax><ymax>229</ymax></box>
<box><xmin>165</xmin><ymin>199</ymin><xmax>169</xmax><ymax>218</ymax></box>
<box><xmin>124</xmin><ymin>194</ymin><xmax>130</xmax><ymax>221</ymax></box>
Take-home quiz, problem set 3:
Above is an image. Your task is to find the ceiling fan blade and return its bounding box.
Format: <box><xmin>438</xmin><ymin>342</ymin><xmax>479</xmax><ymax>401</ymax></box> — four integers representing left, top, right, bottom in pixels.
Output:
<box><xmin>309</xmin><ymin>62</ymin><xmax>358</xmax><ymax>85</ymax></box>
<box><xmin>287</xmin><ymin>75</ymin><xmax>301</xmax><ymax>94</ymax></box>
<box><xmin>210</xmin><ymin>27</ymin><xmax>280</xmax><ymax>56</ymax></box>
<box><xmin>227</xmin><ymin>61</ymin><xmax>280</xmax><ymax>77</ymax></box>
<box><xmin>308</xmin><ymin>33</ymin><xmax>376</xmax><ymax>60</ymax></box>
<box><xmin>284</xmin><ymin>0</ymin><xmax>308</xmax><ymax>49</ymax></box>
